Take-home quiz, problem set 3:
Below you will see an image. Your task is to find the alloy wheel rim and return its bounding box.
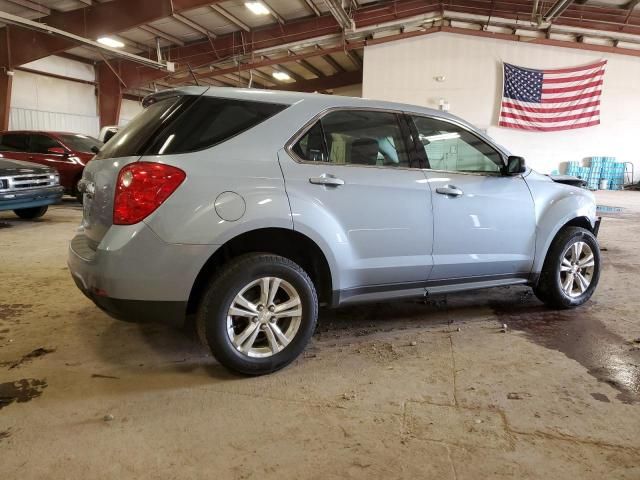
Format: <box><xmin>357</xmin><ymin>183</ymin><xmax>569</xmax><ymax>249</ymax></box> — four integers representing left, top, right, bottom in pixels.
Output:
<box><xmin>559</xmin><ymin>241</ymin><xmax>595</xmax><ymax>298</ymax></box>
<box><xmin>226</xmin><ymin>277</ymin><xmax>302</xmax><ymax>358</ymax></box>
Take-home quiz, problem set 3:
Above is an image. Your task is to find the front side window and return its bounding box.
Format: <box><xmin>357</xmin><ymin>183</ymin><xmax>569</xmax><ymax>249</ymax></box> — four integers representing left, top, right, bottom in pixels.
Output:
<box><xmin>411</xmin><ymin>116</ymin><xmax>503</xmax><ymax>174</ymax></box>
<box><xmin>293</xmin><ymin>110</ymin><xmax>411</xmax><ymax>168</ymax></box>
<box><xmin>30</xmin><ymin>134</ymin><xmax>62</xmax><ymax>154</ymax></box>
<box><xmin>0</xmin><ymin>133</ymin><xmax>29</xmax><ymax>152</ymax></box>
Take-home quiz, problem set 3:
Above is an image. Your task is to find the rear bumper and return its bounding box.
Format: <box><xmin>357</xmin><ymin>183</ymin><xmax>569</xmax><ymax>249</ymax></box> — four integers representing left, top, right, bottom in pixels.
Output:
<box><xmin>68</xmin><ymin>223</ymin><xmax>218</xmax><ymax>326</ymax></box>
<box><xmin>0</xmin><ymin>185</ymin><xmax>63</xmax><ymax>211</ymax></box>
<box><xmin>71</xmin><ymin>273</ymin><xmax>186</xmax><ymax>327</ymax></box>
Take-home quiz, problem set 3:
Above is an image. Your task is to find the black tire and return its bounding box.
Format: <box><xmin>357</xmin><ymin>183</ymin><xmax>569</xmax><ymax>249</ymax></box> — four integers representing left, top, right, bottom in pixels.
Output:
<box><xmin>13</xmin><ymin>206</ymin><xmax>48</xmax><ymax>219</ymax></box>
<box><xmin>534</xmin><ymin>226</ymin><xmax>601</xmax><ymax>308</ymax></box>
<box><xmin>197</xmin><ymin>253</ymin><xmax>318</xmax><ymax>375</ymax></box>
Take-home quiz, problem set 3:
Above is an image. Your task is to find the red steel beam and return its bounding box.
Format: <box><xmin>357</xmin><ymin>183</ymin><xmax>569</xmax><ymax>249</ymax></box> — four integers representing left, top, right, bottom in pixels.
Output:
<box><xmin>97</xmin><ymin>62</ymin><xmax>123</xmax><ymax>128</ymax></box>
<box><xmin>0</xmin><ymin>28</ymin><xmax>12</xmax><ymax>131</ymax></box>
<box><xmin>2</xmin><ymin>0</ymin><xmax>226</xmax><ymax>68</ymax></box>
<box><xmin>122</xmin><ymin>0</ymin><xmax>443</xmax><ymax>88</ymax></box>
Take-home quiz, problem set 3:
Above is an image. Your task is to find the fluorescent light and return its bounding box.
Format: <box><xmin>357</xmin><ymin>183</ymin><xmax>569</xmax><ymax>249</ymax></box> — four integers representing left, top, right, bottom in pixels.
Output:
<box><xmin>245</xmin><ymin>2</ymin><xmax>270</xmax><ymax>15</ymax></box>
<box><xmin>97</xmin><ymin>36</ymin><xmax>125</xmax><ymax>48</ymax></box>
<box><xmin>272</xmin><ymin>71</ymin><xmax>291</xmax><ymax>81</ymax></box>
<box><xmin>420</xmin><ymin>132</ymin><xmax>460</xmax><ymax>142</ymax></box>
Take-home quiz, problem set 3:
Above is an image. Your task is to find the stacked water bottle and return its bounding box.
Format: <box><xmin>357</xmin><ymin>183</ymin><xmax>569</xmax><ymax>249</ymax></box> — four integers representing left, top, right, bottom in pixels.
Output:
<box><xmin>565</xmin><ymin>157</ymin><xmax>625</xmax><ymax>190</ymax></box>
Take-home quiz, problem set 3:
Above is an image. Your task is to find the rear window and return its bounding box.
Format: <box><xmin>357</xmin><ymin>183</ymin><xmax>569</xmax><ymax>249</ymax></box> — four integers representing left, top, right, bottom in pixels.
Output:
<box><xmin>94</xmin><ymin>95</ymin><xmax>287</xmax><ymax>160</ymax></box>
<box><xmin>145</xmin><ymin>97</ymin><xmax>287</xmax><ymax>155</ymax></box>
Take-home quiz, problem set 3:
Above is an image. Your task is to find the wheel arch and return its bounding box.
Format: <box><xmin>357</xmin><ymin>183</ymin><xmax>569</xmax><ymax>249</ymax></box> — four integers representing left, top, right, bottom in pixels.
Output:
<box><xmin>187</xmin><ymin>227</ymin><xmax>334</xmax><ymax>315</ymax></box>
<box><xmin>532</xmin><ymin>214</ymin><xmax>597</xmax><ymax>283</ymax></box>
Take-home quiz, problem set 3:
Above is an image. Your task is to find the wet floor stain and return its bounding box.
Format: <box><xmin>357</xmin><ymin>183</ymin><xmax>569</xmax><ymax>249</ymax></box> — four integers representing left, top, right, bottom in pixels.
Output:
<box><xmin>3</xmin><ymin>347</ymin><xmax>56</xmax><ymax>370</ymax></box>
<box><xmin>490</xmin><ymin>302</ymin><xmax>640</xmax><ymax>404</ymax></box>
<box><xmin>590</xmin><ymin>392</ymin><xmax>610</xmax><ymax>403</ymax></box>
<box><xmin>0</xmin><ymin>304</ymin><xmax>32</xmax><ymax>323</ymax></box>
<box><xmin>0</xmin><ymin>379</ymin><xmax>47</xmax><ymax>410</ymax></box>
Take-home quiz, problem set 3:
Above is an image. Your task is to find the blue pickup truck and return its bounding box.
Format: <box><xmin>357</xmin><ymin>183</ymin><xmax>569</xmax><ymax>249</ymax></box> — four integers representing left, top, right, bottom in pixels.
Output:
<box><xmin>0</xmin><ymin>157</ymin><xmax>64</xmax><ymax>219</ymax></box>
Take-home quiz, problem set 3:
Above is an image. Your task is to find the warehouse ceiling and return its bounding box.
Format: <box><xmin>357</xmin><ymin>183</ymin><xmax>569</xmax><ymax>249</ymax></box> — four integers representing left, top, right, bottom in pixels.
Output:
<box><xmin>0</xmin><ymin>0</ymin><xmax>639</xmax><ymax>95</ymax></box>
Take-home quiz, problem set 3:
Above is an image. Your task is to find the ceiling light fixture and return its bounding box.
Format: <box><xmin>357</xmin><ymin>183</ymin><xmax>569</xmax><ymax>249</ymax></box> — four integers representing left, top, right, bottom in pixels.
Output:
<box><xmin>245</xmin><ymin>2</ymin><xmax>270</xmax><ymax>15</ymax></box>
<box><xmin>97</xmin><ymin>36</ymin><xmax>125</xmax><ymax>48</ymax></box>
<box><xmin>272</xmin><ymin>71</ymin><xmax>291</xmax><ymax>81</ymax></box>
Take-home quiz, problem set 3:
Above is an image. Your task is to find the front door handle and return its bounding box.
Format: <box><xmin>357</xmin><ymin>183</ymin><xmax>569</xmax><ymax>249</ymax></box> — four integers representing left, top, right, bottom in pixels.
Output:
<box><xmin>309</xmin><ymin>174</ymin><xmax>345</xmax><ymax>187</ymax></box>
<box><xmin>436</xmin><ymin>185</ymin><xmax>463</xmax><ymax>197</ymax></box>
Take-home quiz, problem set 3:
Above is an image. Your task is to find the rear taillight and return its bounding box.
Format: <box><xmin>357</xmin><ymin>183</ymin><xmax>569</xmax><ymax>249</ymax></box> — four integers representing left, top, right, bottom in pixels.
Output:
<box><xmin>113</xmin><ymin>162</ymin><xmax>185</xmax><ymax>225</ymax></box>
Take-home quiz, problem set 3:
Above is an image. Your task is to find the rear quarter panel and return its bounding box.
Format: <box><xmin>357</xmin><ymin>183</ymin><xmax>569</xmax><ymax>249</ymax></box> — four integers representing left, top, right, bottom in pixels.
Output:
<box><xmin>142</xmin><ymin>111</ymin><xmax>297</xmax><ymax>245</ymax></box>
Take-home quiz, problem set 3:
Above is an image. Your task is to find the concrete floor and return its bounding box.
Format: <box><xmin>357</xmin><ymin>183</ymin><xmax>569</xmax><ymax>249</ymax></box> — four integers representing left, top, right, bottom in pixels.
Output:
<box><xmin>1</xmin><ymin>191</ymin><xmax>639</xmax><ymax>479</ymax></box>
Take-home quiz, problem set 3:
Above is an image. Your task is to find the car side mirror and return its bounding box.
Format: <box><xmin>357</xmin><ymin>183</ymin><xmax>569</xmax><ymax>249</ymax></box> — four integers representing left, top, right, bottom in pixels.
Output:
<box><xmin>48</xmin><ymin>147</ymin><xmax>68</xmax><ymax>156</ymax></box>
<box><xmin>503</xmin><ymin>156</ymin><xmax>526</xmax><ymax>175</ymax></box>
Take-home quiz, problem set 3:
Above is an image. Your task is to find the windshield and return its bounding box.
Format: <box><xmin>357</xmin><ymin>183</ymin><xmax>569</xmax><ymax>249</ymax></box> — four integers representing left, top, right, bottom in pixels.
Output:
<box><xmin>58</xmin><ymin>134</ymin><xmax>102</xmax><ymax>153</ymax></box>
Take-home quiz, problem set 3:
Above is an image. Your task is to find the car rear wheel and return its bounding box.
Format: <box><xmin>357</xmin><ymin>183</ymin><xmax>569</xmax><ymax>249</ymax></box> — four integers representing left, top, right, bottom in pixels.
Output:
<box><xmin>534</xmin><ymin>226</ymin><xmax>601</xmax><ymax>308</ymax></box>
<box><xmin>197</xmin><ymin>253</ymin><xmax>318</xmax><ymax>375</ymax></box>
<box><xmin>13</xmin><ymin>206</ymin><xmax>48</xmax><ymax>219</ymax></box>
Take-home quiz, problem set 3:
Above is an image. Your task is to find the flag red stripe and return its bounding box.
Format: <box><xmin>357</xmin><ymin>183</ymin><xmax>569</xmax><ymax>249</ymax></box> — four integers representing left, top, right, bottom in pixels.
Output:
<box><xmin>500</xmin><ymin>110</ymin><xmax>599</xmax><ymax>123</ymax></box>
<box><xmin>498</xmin><ymin>119</ymin><xmax>600</xmax><ymax>132</ymax></box>
<box><xmin>543</xmin><ymin>71</ymin><xmax>603</xmax><ymax>84</ymax></box>
<box><xmin>543</xmin><ymin>61</ymin><xmax>607</xmax><ymax>75</ymax></box>
<box><xmin>501</xmin><ymin>100</ymin><xmax>600</xmax><ymax>113</ymax></box>
<box><xmin>541</xmin><ymin>79</ymin><xmax>603</xmax><ymax>94</ymax></box>
<box><xmin>541</xmin><ymin>91</ymin><xmax>601</xmax><ymax>103</ymax></box>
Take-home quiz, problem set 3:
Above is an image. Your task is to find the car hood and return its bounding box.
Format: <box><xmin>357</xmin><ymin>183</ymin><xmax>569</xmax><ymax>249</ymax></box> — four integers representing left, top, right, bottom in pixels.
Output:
<box><xmin>0</xmin><ymin>157</ymin><xmax>54</xmax><ymax>173</ymax></box>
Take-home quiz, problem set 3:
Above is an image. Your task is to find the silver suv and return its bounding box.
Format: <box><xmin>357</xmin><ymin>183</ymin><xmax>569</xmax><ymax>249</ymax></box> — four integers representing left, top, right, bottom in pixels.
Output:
<box><xmin>68</xmin><ymin>87</ymin><xmax>601</xmax><ymax>375</ymax></box>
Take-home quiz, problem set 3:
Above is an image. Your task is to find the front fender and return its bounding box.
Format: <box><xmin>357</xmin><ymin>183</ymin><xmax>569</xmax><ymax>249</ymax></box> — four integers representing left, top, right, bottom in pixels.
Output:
<box><xmin>527</xmin><ymin>173</ymin><xmax>597</xmax><ymax>273</ymax></box>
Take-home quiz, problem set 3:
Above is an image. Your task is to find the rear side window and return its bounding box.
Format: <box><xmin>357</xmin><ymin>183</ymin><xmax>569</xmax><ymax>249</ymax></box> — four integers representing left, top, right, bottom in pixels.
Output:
<box><xmin>145</xmin><ymin>97</ymin><xmax>287</xmax><ymax>155</ymax></box>
<box><xmin>292</xmin><ymin>110</ymin><xmax>412</xmax><ymax>168</ymax></box>
<box><xmin>0</xmin><ymin>133</ymin><xmax>29</xmax><ymax>152</ymax></box>
<box><xmin>95</xmin><ymin>96</ymin><xmax>187</xmax><ymax>160</ymax></box>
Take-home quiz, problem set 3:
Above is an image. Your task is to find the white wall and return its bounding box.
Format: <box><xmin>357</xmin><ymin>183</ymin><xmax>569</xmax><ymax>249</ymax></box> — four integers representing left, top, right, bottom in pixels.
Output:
<box><xmin>363</xmin><ymin>33</ymin><xmax>640</xmax><ymax>176</ymax></box>
<box><xmin>9</xmin><ymin>56</ymin><xmax>100</xmax><ymax>136</ymax></box>
<box><xmin>119</xmin><ymin>98</ymin><xmax>143</xmax><ymax>126</ymax></box>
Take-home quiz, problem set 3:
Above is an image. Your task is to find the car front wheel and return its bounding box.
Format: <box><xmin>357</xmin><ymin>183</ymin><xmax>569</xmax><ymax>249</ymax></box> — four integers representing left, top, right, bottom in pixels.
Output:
<box><xmin>197</xmin><ymin>253</ymin><xmax>318</xmax><ymax>375</ymax></box>
<box><xmin>13</xmin><ymin>206</ymin><xmax>48</xmax><ymax>219</ymax></box>
<box><xmin>534</xmin><ymin>226</ymin><xmax>601</xmax><ymax>308</ymax></box>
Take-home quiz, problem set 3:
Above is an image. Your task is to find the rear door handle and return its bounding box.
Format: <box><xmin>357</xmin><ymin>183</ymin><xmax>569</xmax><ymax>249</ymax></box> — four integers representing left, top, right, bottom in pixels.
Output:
<box><xmin>436</xmin><ymin>185</ymin><xmax>463</xmax><ymax>197</ymax></box>
<box><xmin>309</xmin><ymin>174</ymin><xmax>344</xmax><ymax>187</ymax></box>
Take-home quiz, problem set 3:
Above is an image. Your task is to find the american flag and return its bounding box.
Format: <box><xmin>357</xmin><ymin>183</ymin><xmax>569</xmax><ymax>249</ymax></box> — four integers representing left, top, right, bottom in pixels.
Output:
<box><xmin>499</xmin><ymin>60</ymin><xmax>606</xmax><ymax>132</ymax></box>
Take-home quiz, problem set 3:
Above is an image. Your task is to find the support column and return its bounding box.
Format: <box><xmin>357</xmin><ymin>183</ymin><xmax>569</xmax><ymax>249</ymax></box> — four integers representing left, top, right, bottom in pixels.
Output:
<box><xmin>0</xmin><ymin>71</ymin><xmax>12</xmax><ymax>131</ymax></box>
<box><xmin>97</xmin><ymin>61</ymin><xmax>123</xmax><ymax>128</ymax></box>
<box><xmin>0</xmin><ymin>27</ymin><xmax>13</xmax><ymax>131</ymax></box>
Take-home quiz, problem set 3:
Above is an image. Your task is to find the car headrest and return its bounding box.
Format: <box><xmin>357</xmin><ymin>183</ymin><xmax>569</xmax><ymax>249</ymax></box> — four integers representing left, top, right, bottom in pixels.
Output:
<box><xmin>349</xmin><ymin>138</ymin><xmax>379</xmax><ymax>166</ymax></box>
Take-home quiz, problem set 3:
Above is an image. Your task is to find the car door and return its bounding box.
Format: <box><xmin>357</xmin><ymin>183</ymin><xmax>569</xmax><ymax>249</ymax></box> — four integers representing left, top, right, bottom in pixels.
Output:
<box><xmin>279</xmin><ymin>108</ymin><xmax>434</xmax><ymax>298</ymax></box>
<box><xmin>0</xmin><ymin>132</ymin><xmax>30</xmax><ymax>161</ymax></box>
<box><xmin>408</xmin><ymin>114</ymin><xmax>536</xmax><ymax>281</ymax></box>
